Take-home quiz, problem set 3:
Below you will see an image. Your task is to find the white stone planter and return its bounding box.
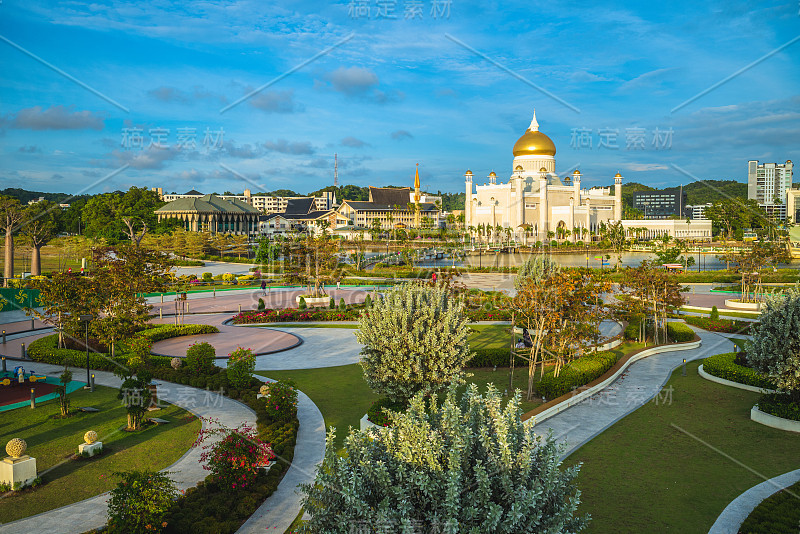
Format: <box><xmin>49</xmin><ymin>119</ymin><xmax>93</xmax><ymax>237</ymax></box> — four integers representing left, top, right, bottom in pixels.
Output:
<box><xmin>698</xmin><ymin>365</ymin><xmax>776</xmax><ymax>394</ymax></box>
<box><xmin>751</xmin><ymin>405</ymin><xmax>800</xmax><ymax>433</ymax></box>
<box><xmin>360</xmin><ymin>413</ymin><xmax>379</xmax><ymax>432</ymax></box>
<box><xmin>725</xmin><ymin>299</ymin><xmax>762</xmax><ymax>311</ymax></box>
<box><xmin>296</xmin><ymin>296</ymin><xmax>330</xmax><ymax>307</ymax></box>
<box><xmin>0</xmin><ymin>456</ymin><xmax>37</xmax><ymax>489</ymax></box>
<box><xmin>78</xmin><ymin>441</ymin><xmax>103</xmax><ymax>457</ymax></box>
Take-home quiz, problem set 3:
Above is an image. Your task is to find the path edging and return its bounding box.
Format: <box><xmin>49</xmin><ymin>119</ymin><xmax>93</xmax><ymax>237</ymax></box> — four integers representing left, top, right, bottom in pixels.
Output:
<box><xmin>698</xmin><ymin>365</ymin><xmax>776</xmax><ymax>394</ymax></box>
<box><xmin>750</xmin><ymin>405</ymin><xmax>800</xmax><ymax>433</ymax></box>
<box><xmin>526</xmin><ymin>338</ymin><xmax>701</xmax><ymax>425</ymax></box>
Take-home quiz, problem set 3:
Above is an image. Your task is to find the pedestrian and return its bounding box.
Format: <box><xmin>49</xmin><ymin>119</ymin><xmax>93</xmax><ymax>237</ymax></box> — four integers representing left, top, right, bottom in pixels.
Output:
<box><xmin>261</xmin><ymin>279</ymin><xmax>267</xmax><ymax>296</ymax></box>
<box><xmin>337</xmin><ymin>279</ymin><xmax>340</xmax><ymax>291</ymax></box>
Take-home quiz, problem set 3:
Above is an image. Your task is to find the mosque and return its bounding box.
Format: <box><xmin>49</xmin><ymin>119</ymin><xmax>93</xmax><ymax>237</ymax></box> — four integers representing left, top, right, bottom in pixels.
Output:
<box><xmin>464</xmin><ymin>110</ymin><xmax>623</xmax><ymax>243</ymax></box>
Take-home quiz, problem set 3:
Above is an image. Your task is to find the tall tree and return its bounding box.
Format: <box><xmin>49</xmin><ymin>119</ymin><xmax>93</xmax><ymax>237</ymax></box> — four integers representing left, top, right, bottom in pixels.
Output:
<box><xmin>22</xmin><ymin>200</ymin><xmax>58</xmax><ymax>275</ymax></box>
<box><xmin>0</xmin><ymin>196</ymin><xmax>25</xmax><ymax>285</ymax></box>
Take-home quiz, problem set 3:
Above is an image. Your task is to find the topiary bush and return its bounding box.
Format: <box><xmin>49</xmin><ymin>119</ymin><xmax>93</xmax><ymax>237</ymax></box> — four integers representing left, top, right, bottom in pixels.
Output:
<box><xmin>257</xmin><ymin>298</ymin><xmax>265</xmax><ymax>311</ymax></box>
<box><xmin>702</xmin><ymin>352</ymin><xmax>775</xmax><ymax>390</ymax></box>
<box><xmin>329</xmin><ymin>297</ymin><xmax>335</xmax><ymax>309</ymax></box>
<box><xmin>338</xmin><ymin>298</ymin><xmax>346</xmax><ymax>311</ymax></box>
<box><xmin>756</xmin><ymin>393</ymin><xmax>800</xmax><ymax>421</ymax></box>
<box><xmin>364</xmin><ymin>294</ymin><xmax>372</xmax><ymax>307</ymax></box>
<box><xmin>537</xmin><ymin>351</ymin><xmax>618</xmax><ymax>399</ymax></box>
<box><xmin>298</xmin><ymin>296</ymin><xmax>307</xmax><ymax>310</ymax></box>
<box><xmin>710</xmin><ymin>305</ymin><xmax>719</xmax><ymax>320</ymax></box>
<box><xmin>466</xmin><ymin>348</ymin><xmax>526</xmax><ymax>368</ymax></box>
<box><xmin>186</xmin><ymin>342</ymin><xmax>216</xmax><ymax>374</ymax></box>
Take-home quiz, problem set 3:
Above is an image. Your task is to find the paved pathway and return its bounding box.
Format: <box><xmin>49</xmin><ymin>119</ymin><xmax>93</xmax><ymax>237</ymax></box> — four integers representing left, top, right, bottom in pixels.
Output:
<box><xmin>237</xmin><ymin>377</ymin><xmax>325</xmax><ymax>533</ymax></box>
<box><xmin>532</xmin><ymin>326</ymin><xmax>739</xmax><ymax>459</ymax></box>
<box><xmin>0</xmin><ymin>363</ymin><xmax>256</xmax><ymax>534</ymax></box>
<box><xmin>708</xmin><ymin>468</ymin><xmax>800</xmax><ymax>534</ymax></box>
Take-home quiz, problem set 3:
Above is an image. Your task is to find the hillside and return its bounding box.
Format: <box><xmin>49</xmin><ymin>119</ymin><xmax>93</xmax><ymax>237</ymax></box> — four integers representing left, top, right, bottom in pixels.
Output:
<box><xmin>621</xmin><ymin>180</ymin><xmax>748</xmax><ymax>207</ymax></box>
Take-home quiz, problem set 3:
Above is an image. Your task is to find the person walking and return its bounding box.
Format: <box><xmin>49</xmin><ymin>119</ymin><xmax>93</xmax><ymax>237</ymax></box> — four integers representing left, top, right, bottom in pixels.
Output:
<box><xmin>336</xmin><ymin>279</ymin><xmax>341</xmax><ymax>291</ymax></box>
<box><xmin>261</xmin><ymin>279</ymin><xmax>267</xmax><ymax>296</ymax></box>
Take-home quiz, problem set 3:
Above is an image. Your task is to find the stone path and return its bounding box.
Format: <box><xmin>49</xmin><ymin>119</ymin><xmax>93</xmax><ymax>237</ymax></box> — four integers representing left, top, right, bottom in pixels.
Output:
<box><xmin>709</xmin><ymin>468</ymin><xmax>800</xmax><ymax>534</ymax></box>
<box><xmin>237</xmin><ymin>377</ymin><xmax>326</xmax><ymax>533</ymax></box>
<box><xmin>532</xmin><ymin>326</ymin><xmax>739</xmax><ymax>459</ymax></box>
<box><xmin>0</xmin><ymin>363</ymin><xmax>256</xmax><ymax>534</ymax></box>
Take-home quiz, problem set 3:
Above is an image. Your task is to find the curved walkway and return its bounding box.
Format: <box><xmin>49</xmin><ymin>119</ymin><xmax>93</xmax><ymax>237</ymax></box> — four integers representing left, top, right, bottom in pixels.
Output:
<box><xmin>532</xmin><ymin>326</ymin><xmax>739</xmax><ymax>459</ymax></box>
<box><xmin>0</xmin><ymin>363</ymin><xmax>256</xmax><ymax>534</ymax></box>
<box><xmin>709</xmin><ymin>468</ymin><xmax>800</xmax><ymax>534</ymax></box>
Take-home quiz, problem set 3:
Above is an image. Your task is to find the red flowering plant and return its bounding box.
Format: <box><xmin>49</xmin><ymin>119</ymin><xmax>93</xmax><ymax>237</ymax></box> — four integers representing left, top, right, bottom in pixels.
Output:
<box><xmin>195</xmin><ymin>419</ymin><xmax>274</xmax><ymax>492</ymax></box>
<box><xmin>259</xmin><ymin>379</ymin><xmax>298</xmax><ymax>424</ymax></box>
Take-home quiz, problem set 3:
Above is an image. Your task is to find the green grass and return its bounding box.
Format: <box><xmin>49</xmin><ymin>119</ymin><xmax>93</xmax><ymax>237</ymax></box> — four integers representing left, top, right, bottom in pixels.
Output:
<box><xmin>568</xmin><ymin>360</ymin><xmax>800</xmax><ymax>533</ymax></box>
<box><xmin>0</xmin><ymin>385</ymin><xmax>201</xmax><ymax>522</ymax></box>
<box><xmin>258</xmin><ymin>361</ymin><xmax>543</xmax><ymax>450</ymax></box>
<box><xmin>467</xmin><ymin>324</ymin><xmax>511</xmax><ymax>350</ymax></box>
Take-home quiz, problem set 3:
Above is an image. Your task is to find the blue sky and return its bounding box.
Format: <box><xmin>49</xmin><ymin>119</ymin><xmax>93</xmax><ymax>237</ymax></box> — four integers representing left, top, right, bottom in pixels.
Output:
<box><xmin>1</xmin><ymin>0</ymin><xmax>798</xmax><ymax>197</ymax></box>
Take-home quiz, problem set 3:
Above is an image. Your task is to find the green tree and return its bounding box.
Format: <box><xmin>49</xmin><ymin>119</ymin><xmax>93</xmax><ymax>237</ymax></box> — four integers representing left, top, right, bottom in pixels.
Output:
<box><xmin>0</xmin><ymin>196</ymin><xmax>25</xmax><ymax>285</ymax></box>
<box><xmin>747</xmin><ymin>288</ymin><xmax>800</xmax><ymax>402</ymax></box>
<box><xmin>355</xmin><ymin>282</ymin><xmax>471</xmax><ymax>404</ymax></box>
<box><xmin>299</xmin><ymin>385</ymin><xmax>587</xmax><ymax>533</ymax></box>
<box><xmin>21</xmin><ymin>200</ymin><xmax>58</xmax><ymax>275</ymax></box>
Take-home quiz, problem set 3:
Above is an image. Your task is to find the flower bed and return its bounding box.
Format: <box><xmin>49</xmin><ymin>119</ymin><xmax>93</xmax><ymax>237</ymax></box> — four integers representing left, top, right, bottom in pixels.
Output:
<box><xmin>231</xmin><ymin>308</ymin><xmax>362</xmax><ymax>324</ymax></box>
<box><xmin>683</xmin><ymin>315</ymin><xmax>754</xmax><ymax>334</ymax></box>
<box><xmin>537</xmin><ymin>351</ymin><xmax>619</xmax><ymax>400</ymax></box>
<box><xmin>702</xmin><ymin>352</ymin><xmax>776</xmax><ymax>390</ymax></box>
<box><xmin>757</xmin><ymin>393</ymin><xmax>800</xmax><ymax>422</ymax></box>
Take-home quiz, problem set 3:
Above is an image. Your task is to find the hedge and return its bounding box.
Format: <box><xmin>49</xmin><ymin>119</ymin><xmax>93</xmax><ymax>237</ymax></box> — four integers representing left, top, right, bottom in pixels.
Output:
<box><xmin>466</xmin><ymin>348</ymin><xmax>526</xmax><ymax>368</ymax></box>
<box><xmin>756</xmin><ymin>393</ymin><xmax>800</xmax><ymax>422</ymax></box>
<box><xmin>666</xmin><ymin>322</ymin><xmax>695</xmax><ymax>342</ymax></box>
<box><xmin>702</xmin><ymin>352</ymin><xmax>776</xmax><ymax>390</ymax></box>
<box><xmin>537</xmin><ymin>351</ymin><xmax>619</xmax><ymax>399</ymax></box>
<box><xmin>740</xmin><ymin>478</ymin><xmax>800</xmax><ymax>534</ymax></box>
<box><xmin>683</xmin><ymin>315</ymin><xmax>754</xmax><ymax>334</ymax></box>
<box><xmin>27</xmin><ymin>324</ymin><xmax>220</xmax><ymax>371</ymax></box>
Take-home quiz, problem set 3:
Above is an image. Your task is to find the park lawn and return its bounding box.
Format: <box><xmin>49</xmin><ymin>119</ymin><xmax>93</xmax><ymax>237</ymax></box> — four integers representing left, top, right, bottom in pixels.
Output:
<box><xmin>0</xmin><ymin>385</ymin><xmax>201</xmax><ymax>522</ymax></box>
<box><xmin>568</xmin><ymin>360</ymin><xmax>800</xmax><ymax>533</ymax></box>
<box><xmin>0</xmin><ymin>248</ymin><xmax>81</xmax><ymax>276</ymax></box>
<box><xmin>258</xmin><ymin>361</ymin><xmax>542</xmax><ymax>451</ymax></box>
<box><xmin>467</xmin><ymin>324</ymin><xmax>511</xmax><ymax>350</ymax></box>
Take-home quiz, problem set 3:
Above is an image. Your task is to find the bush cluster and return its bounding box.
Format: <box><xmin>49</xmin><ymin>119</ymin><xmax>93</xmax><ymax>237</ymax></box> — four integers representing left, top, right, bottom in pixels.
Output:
<box><xmin>227</xmin><ymin>347</ymin><xmax>256</xmax><ymax>389</ymax></box>
<box><xmin>702</xmin><ymin>352</ymin><xmax>775</xmax><ymax>390</ymax></box>
<box><xmin>537</xmin><ymin>351</ymin><xmax>618</xmax><ymax>400</ymax></box>
<box><xmin>757</xmin><ymin>393</ymin><xmax>800</xmax><ymax>421</ymax></box>
<box><xmin>465</xmin><ymin>348</ymin><xmax>526</xmax><ymax>368</ymax></box>
<box><xmin>683</xmin><ymin>315</ymin><xmax>754</xmax><ymax>334</ymax></box>
<box><xmin>366</xmin><ymin>397</ymin><xmax>409</xmax><ymax>427</ymax></box>
<box><xmin>666</xmin><ymin>322</ymin><xmax>695</xmax><ymax>342</ymax></box>
<box><xmin>259</xmin><ymin>380</ymin><xmax>298</xmax><ymax>424</ymax></box>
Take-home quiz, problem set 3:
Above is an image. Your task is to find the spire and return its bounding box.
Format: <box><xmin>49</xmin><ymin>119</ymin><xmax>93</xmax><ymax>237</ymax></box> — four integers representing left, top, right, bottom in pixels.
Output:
<box><xmin>414</xmin><ymin>163</ymin><xmax>421</xmax><ymax>228</ymax></box>
<box><xmin>528</xmin><ymin>108</ymin><xmax>539</xmax><ymax>131</ymax></box>
<box><xmin>414</xmin><ymin>163</ymin><xmax>420</xmax><ymax>194</ymax></box>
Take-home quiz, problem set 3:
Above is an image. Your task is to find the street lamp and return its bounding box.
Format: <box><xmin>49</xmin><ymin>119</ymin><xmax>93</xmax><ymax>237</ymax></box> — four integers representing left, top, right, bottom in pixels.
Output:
<box><xmin>79</xmin><ymin>314</ymin><xmax>92</xmax><ymax>390</ymax></box>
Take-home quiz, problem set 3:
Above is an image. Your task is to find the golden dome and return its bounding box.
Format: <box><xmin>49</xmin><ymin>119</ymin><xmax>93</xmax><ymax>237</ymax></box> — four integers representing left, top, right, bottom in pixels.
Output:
<box><xmin>513</xmin><ymin>130</ymin><xmax>556</xmax><ymax>157</ymax></box>
<box><xmin>515</xmin><ymin>165</ymin><xmax>523</xmax><ymax>171</ymax></box>
<box><xmin>614</xmin><ymin>172</ymin><xmax>622</xmax><ymax>178</ymax></box>
<box><xmin>573</xmin><ymin>169</ymin><xmax>581</xmax><ymax>175</ymax></box>
<box><xmin>539</xmin><ymin>167</ymin><xmax>548</xmax><ymax>172</ymax></box>
<box><xmin>465</xmin><ymin>169</ymin><xmax>473</xmax><ymax>174</ymax></box>
<box><xmin>489</xmin><ymin>171</ymin><xmax>496</xmax><ymax>177</ymax></box>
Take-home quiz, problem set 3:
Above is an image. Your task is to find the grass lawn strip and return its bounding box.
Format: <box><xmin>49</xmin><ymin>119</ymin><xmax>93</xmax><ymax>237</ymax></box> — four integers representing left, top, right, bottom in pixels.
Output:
<box><xmin>568</xmin><ymin>360</ymin><xmax>800</xmax><ymax>533</ymax></box>
<box><xmin>0</xmin><ymin>385</ymin><xmax>201</xmax><ymax>522</ymax></box>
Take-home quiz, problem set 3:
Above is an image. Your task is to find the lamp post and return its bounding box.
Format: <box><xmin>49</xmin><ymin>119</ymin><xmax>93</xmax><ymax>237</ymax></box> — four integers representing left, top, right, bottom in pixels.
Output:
<box><xmin>79</xmin><ymin>314</ymin><xmax>92</xmax><ymax>390</ymax></box>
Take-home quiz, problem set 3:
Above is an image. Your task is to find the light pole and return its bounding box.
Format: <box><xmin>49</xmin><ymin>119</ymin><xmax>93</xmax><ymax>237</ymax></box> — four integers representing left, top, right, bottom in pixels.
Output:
<box><xmin>79</xmin><ymin>314</ymin><xmax>92</xmax><ymax>390</ymax></box>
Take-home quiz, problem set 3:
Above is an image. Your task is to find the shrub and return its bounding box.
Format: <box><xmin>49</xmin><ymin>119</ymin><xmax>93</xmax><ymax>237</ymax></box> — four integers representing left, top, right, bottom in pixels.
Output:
<box><xmin>537</xmin><ymin>351</ymin><xmax>618</xmax><ymax>399</ymax></box>
<box><xmin>667</xmin><ymin>322</ymin><xmax>695</xmax><ymax>342</ymax></box>
<box><xmin>300</xmin><ymin>386</ymin><xmax>587</xmax><ymax>533</ymax></box>
<box><xmin>298</xmin><ymin>296</ymin><xmax>307</xmax><ymax>310</ymax></box>
<box><xmin>364</xmin><ymin>294</ymin><xmax>372</xmax><ymax>307</ymax></box>
<box><xmin>756</xmin><ymin>393</ymin><xmax>800</xmax><ymax>421</ymax></box>
<box><xmin>107</xmin><ymin>470</ymin><xmax>178</xmax><ymax>534</ymax></box>
<box><xmin>227</xmin><ymin>347</ymin><xmax>255</xmax><ymax>389</ymax></box>
<box><xmin>356</xmin><ymin>283</ymin><xmax>472</xmax><ymax>403</ymax></box>
<box><xmin>702</xmin><ymin>352</ymin><xmax>775</xmax><ymax>389</ymax></box>
<box><xmin>259</xmin><ymin>380</ymin><xmax>298</xmax><ymax>424</ymax></box>
<box><xmin>257</xmin><ymin>298</ymin><xmax>265</xmax><ymax>311</ymax></box>
<box><xmin>196</xmin><ymin>423</ymin><xmax>274</xmax><ymax>492</ymax></box>
<box><xmin>202</xmin><ymin>272</ymin><xmax>213</xmax><ymax>281</ymax></box>
<box><xmin>338</xmin><ymin>298</ymin><xmax>346</xmax><ymax>311</ymax></box>
<box><xmin>329</xmin><ymin>297</ymin><xmax>335</xmax><ymax>309</ymax></box>
<box><xmin>624</xmin><ymin>321</ymin><xmax>640</xmax><ymax>341</ymax></box>
<box><xmin>710</xmin><ymin>305</ymin><xmax>719</xmax><ymax>320</ymax></box>
<box><xmin>222</xmin><ymin>273</ymin><xmax>235</xmax><ymax>285</ymax></box>
<box><xmin>466</xmin><ymin>348</ymin><xmax>526</xmax><ymax>368</ymax></box>
<box><xmin>186</xmin><ymin>342</ymin><xmax>216</xmax><ymax>374</ymax></box>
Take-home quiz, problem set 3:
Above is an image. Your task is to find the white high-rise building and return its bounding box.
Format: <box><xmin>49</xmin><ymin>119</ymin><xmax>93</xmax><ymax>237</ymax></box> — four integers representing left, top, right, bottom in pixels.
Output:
<box><xmin>748</xmin><ymin>160</ymin><xmax>793</xmax><ymax>220</ymax></box>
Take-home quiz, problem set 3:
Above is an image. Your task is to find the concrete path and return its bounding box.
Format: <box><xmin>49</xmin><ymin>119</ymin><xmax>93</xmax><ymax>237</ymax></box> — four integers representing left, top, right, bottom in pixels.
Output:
<box><xmin>237</xmin><ymin>377</ymin><xmax>325</xmax><ymax>534</ymax></box>
<box><xmin>532</xmin><ymin>327</ymin><xmax>739</xmax><ymax>459</ymax></box>
<box><xmin>709</xmin><ymin>468</ymin><xmax>800</xmax><ymax>534</ymax></box>
<box><xmin>0</xmin><ymin>363</ymin><xmax>256</xmax><ymax>534</ymax></box>
<box><xmin>250</xmin><ymin>327</ymin><xmax>361</xmax><ymax>370</ymax></box>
